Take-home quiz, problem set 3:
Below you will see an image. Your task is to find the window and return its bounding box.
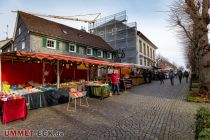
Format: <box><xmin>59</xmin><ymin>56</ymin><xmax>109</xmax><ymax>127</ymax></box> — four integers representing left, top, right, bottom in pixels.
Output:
<box><xmin>140</xmin><ymin>56</ymin><xmax>143</xmax><ymax>65</ymax></box>
<box><xmin>144</xmin><ymin>58</ymin><xmax>146</xmax><ymax>66</ymax></box>
<box><xmin>107</xmin><ymin>52</ymin><xmax>112</xmax><ymax>59</ymax></box>
<box><xmin>147</xmin><ymin>60</ymin><xmax>150</xmax><ymax>66</ymax></box>
<box><xmin>18</xmin><ymin>27</ymin><xmax>21</xmax><ymax>35</ymax></box>
<box><xmin>150</xmin><ymin>48</ymin><xmax>152</xmax><ymax>58</ymax></box>
<box><xmin>111</xmin><ymin>28</ymin><xmax>117</xmax><ymax>35</ymax></box>
<box><xmin>139</xmin><ymin>40</ymin><xmax>142</xmax><ymax>53</ymax></box>
<box><xmin>140</xmin><ymin>59</ymin><xmax>143</xmax><ymax>65</ymax></box>
<box><xmin>47</xmin><ymin>39</ymin><xmax>56</xmax><ymax>49</ymax></box>
<box><xmin>22</xmin><ymin>40</ymin><xmax>25</xmax><ymax>49</ymax></box>
<box><xmin>143</xmin><ymin>43</ymin><xmax>146</xmax><ymax>55</ymax></box>
<box><xmin>87</xmin><ymin>48</ymin><xmax>93</xmax><ymax>55</ymax></box>
<box><xmin>69</xmin><ymin>44</ymin><xmax>76</xmax><ymax>52</ymax></box>
<box><xmin>112</xmin><ymin>28</ymin><xmax>117</xmax><ymax>32</ymax></box>
<box><xmin>153</xmin><ymin>50</ymin><xmax>155</xmax><ymax>60</ymax></box>
<box><xmin>147</xmin><ymin>46</ymin><xmax>149</xmax><ymax>56</ymax></box>
<box><xmin>7</xmin><ymin>49</ymin><xmax>10</xmax><ymax>52</ymax></box>
<box><xmin>97</xmin><ymin>50</ymin><xmax>103</xmax><ymax>57</ymax></box>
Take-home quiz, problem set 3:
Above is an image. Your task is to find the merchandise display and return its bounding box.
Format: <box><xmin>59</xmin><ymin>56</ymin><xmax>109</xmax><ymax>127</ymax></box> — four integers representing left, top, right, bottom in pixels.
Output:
<box><xmin>0</xmin><ymin>98</ymin><xmax>27</xmax><ymax>124</ymax></box>
<box><xmin>0</xmin><ymin>52</ymin><xmax>136</xmax><ymax>124</ymax></box>
<box><xmin>85</xmin><ymin>81</ymin><xmax>111</xmax><ymax>98</ymax></box>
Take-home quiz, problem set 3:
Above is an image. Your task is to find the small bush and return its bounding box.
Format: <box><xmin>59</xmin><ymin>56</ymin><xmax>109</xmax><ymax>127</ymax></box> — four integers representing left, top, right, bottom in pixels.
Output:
<box><xmin>196</xmin><ymin>107</ymin><xmax>210</xmax><ymax>139</ymax></box>
<box><xmin>186</xmin><ymin>95</ymin><xmax>204</xmax><ymax>102</ymax></box>
<box><xmin>198</xmin><ymin>128</ymin><xmax>210</xmax><ymax>140</ymax></box>
<box><xmin>186</xmin><ymin>90</ymin><xmax>210</xmax><ymax>103</ymax></box>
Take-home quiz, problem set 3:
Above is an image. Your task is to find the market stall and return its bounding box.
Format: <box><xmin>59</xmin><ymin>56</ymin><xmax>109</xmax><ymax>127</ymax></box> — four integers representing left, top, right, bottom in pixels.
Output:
<box><xmin>128</xmin><ymin>65</ymin><xmax>151</xmax><ymax>86</ymax></box>
<box><xmin>0</xmin><ymin>52</ymin><xmax>130</xmax><ymax>114</ymax></box>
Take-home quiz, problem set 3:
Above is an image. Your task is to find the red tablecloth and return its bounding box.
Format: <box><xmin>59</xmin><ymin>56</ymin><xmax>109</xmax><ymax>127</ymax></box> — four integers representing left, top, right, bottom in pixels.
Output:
<box><xmin>0</xmin><ymin>98</ymin><xmax>27</xmax><ymax>124</ymax></box>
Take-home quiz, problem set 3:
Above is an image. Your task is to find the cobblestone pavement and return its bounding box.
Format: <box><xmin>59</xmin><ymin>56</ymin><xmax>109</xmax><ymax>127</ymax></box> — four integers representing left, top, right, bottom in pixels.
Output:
<box><xmin>1</xmin><ymin>79</ymin><xmax>209</xmax><ymax>140</ymax></box>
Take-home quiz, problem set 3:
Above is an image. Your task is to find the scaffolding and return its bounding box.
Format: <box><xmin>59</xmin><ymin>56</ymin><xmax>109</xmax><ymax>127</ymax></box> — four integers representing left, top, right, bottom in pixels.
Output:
<box><xmin>89</xmin><ymin>11</ymin><xmax>137</xmax><ymax>63</ymax></box>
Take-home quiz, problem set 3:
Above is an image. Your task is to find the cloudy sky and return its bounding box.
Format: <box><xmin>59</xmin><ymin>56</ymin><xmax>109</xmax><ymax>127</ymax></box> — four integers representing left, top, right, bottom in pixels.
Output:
<box><xmin>0</xmin><ymin>0</ymin><xmax>185</xmax><ymax>67</ymax></box>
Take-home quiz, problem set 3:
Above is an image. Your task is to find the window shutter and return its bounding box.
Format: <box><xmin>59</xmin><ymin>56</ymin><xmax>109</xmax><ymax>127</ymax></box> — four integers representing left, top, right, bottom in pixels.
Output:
<box><xmin>76</xmin><ymin>45</ymin><xmax>79</xmax><ymax>53</ymax></box>
<box><xmin>84</xmin><ymin>47</ymin><xmax>87</xmax><ymax>55</ymax></box>
<box><xmin>93</xmin><ymin>49</ymin><xmax>97</xmax><ymax>56</ymax></box>
<box><xmin>42</xmin><ymin>37</ymin><xmax>47</xmax><ymax>48</ymax></box>
<box><xmin>103</xmin><ymin>51</ymin><xmax>107</xmax><ymax>59</ymax></box>
<box><xmin>65</xmin><ymin>42</ymin><xmax>69</xmax><ymax>51</ymax></box>
<box><xmin>56</xmin><ymin>40</ymin><xmax>60</xmax><ymax>50</ymax></box>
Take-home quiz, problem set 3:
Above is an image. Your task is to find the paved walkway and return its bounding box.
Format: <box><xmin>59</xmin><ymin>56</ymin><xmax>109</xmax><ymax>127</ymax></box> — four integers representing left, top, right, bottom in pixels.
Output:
<box><xmin>1</xmin><ymin>79</ymin><xmax>209</xmax><ymax>140</ymax></box>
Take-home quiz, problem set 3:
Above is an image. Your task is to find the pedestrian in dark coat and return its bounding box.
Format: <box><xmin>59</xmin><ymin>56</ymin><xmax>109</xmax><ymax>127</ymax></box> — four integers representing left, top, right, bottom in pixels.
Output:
<box><xmin>177</xmin><ymin>70</ymin><xmax>183</xmax><ymax>84</ymax></box>
<box><xmin>169</xmin><ymin>70</ymin><xmax>175</xmax><ymax>86</ymax></box>
<box><xmin>143</xmin><ymin>69</ymin><xmax>147</xmax><ymax>83</ymax></box>
<box><xmin>183</xmin><ymin>70</ymin><xmax>189</xmax><ymax>83</ymax></box>
<box><xmin>148</xmin><ymin>70</ymin><xmax>152</xmax><ymax>83</ymax></box>
<box><xmin>159</xmin><ymin>71</ymin><xmax>165</xmax><ymax>84</ymax></box>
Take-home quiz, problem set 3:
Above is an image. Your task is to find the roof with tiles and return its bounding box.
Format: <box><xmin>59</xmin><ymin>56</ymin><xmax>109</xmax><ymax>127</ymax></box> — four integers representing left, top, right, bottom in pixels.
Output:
<box><xmin>18</xmin><ymin>11</ymin><xmax>115</xmax><ymax>52</ymax></box>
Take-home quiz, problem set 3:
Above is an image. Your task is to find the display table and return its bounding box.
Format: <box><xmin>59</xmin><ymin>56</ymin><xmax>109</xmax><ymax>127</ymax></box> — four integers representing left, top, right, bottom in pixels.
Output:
<box><xmin>130</xmin><ymin>77</ymin><xmax>144</xmax><ymax>86</ymax></box>
<box><xmin>67</xmin><ymin>91</ymin><xmax>89</xmax><ymax>112</ymax></box>
<box><xmin>0</xmin><ymin>98</ymin><xmax>27</xmax><ymax>124</ymax></box>
<box><xmin>86</xmin><ymin>84</ymin><xmax>110</xmax><ymax>99</ymax></box>
<box><xmin>23</xmin><ymin>88</ymin><xmax>69</xmax><ymax>110</ymax></box>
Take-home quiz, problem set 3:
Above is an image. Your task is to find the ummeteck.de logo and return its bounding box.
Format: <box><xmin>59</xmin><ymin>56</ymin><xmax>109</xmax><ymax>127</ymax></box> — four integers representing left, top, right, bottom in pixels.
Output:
<box><xmin>4</xmin><ymin>129</ymin><xmax>64</xmax><ymax>137</ymax></box>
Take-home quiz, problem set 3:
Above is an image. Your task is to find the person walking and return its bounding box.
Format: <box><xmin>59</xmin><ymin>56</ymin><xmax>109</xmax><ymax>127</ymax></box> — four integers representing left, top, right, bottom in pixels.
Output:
<box><xmin>143</xmin><ymin>69</ymin><xmax>147</xmax><ymax>83</ymax></box>
<box><xmin>177</xmin><ymin>70</ymin><xmax>183</xmax><ymax>84</ymax></box>
<box><xmin>148</xmin><ymin>70</ymin><xmax>152</xmax><ymax>83</ymax></box>
<box><xmin>159</xmin><ymin>71</ymin><xmax>165</xmax><ymax>84</ymax></box>
<box><xmin>183</xmin><ymin>70</ymin><xmax>189</xmax><ymax>83</ymax></box>
<box><xmin>169</xmin><ymin>70</ymin><xmax>175</xmax><ymax>86</ymax></box>
<box><xmin>110</xmin><ymin>70</ymin><xmax>120</xmax><ymax>95</ymax></box>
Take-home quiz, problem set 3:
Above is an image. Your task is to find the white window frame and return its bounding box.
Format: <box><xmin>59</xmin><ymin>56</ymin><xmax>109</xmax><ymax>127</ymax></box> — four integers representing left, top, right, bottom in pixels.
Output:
<box><xmin>69</xmin><ymin>44</ymin><xmax>76</xmax><ymax>53</ymax></box>
<box><xmin>107</xmin><ymin>52</ymin><xmax>112</xmax><ymax>59</ymax></box>
<box><xmin>87</xmin><ymin>48</ymin><xmax>93</xmax><ymax>55</ymax></box>
<box><xmin>21</xmin><ymin>39</ymin><xmax>25</xmax><ymax>50</ymax></box>
<box><xmin>97</xmin><ymin>50</ymin><xmax>103</xmax><ymax>58</ymax></box>
<box><xmin>47</xmin><ymin>39</ymin><xmax>56</xmax><ymax>49</ymax></box>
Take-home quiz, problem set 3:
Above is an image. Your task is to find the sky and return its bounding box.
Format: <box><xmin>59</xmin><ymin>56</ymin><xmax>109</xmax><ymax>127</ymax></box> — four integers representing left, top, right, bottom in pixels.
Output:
<box><xmin>0</xmin><ymin>0</ymin><xmax>185</xmax><ymax>67</ymax></box>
